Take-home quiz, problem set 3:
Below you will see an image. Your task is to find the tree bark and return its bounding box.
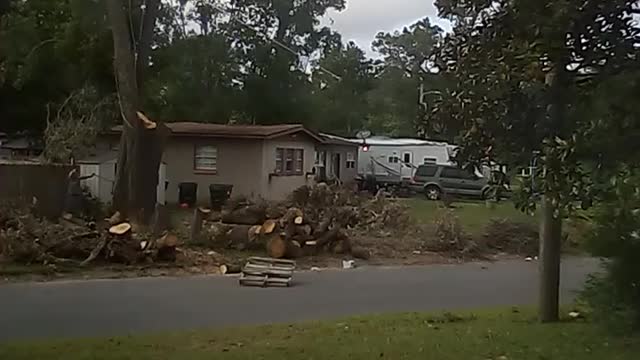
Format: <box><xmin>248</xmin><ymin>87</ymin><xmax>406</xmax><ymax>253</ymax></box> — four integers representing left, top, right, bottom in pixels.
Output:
<box><xmin>537</xmin><ymin>62</ymin><xmax>568</xmax><ymax>323</ymax></box>
<box><xmin>189</xmin><ymin>207</ymin><xmax>207</xmax><ymax>243</ymax></box>
<box><xmin>539</xmin><ymin>195</ymin><xmax>562</xmax><ymax>322</ymax></box>
<box><xmin>107</xmin><ymin>0</ymin><xmax>166</xmax><ymax>224</ymax></box>
<box><xmin>136</xmin><ymin>0</ymin><xmax>160</xmax><ymax>90</ymax></box>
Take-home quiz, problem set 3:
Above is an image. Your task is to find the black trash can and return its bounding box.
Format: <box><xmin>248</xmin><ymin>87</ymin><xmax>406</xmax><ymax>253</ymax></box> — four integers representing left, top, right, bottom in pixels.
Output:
<box><xmin>178</xmin><ymin>182</ymin><xmax>198</xmax><ymax>207</ymax></box>
<box><xmin>209</xmin><ymin>184</ymin><xmax>233</xmax><ymax>210</ymax></box>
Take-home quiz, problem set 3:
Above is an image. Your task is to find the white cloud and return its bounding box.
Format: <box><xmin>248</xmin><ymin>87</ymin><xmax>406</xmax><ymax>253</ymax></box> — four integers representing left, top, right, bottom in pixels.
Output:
<box><xmin>322</xmin><ymin>0</ymin><xmax>451</xmax><ymax>57</ymax></box>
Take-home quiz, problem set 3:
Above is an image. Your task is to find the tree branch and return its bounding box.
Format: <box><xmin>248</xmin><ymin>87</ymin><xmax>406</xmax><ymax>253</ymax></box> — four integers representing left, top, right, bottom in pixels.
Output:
<box><xmin>25</xmin><ymin>38</ymin><xmax>57</xmax><ymax>60</ymax></box>
<box><xmin>136</xmin><ymin>0</ymin><xmax>160</xmax><ymax>91</ymax></box>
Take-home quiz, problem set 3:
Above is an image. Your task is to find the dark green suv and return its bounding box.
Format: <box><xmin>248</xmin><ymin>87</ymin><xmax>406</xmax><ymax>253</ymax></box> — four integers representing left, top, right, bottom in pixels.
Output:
<box><xmin>411</xmin><ymin>164</ymin><xmax>491</xmax><ymax>200</ymax></box>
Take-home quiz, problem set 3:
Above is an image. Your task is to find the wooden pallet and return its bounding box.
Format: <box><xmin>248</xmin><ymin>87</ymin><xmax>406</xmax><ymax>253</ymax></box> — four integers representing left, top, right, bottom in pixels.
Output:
<box><xmin>239</xmin><ymin>257</ymin><xmax>296</xmax><ymax>287</ymax></box>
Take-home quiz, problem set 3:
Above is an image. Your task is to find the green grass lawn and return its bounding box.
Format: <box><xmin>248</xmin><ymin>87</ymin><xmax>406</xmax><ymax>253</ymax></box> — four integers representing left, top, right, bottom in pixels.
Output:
<box><xmin>407</xmin><ymin>198</ymin><xmax>535</xmax><ymax>234</ymax></box>
<box><xmin>1</xmin><ymin>309</ymin><xmax>638</xmax><ymax>360</ymax></box>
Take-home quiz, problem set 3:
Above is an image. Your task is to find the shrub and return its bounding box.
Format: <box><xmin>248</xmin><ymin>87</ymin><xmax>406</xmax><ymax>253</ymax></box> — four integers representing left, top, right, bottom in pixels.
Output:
<box><xmin>582</xmin><ymin>170</ymin><xmax>640</xmax><ymax>332</ymax></box>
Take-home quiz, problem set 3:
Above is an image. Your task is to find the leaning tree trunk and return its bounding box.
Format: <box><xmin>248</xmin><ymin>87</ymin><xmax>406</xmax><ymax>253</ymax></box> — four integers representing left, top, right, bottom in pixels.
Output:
<box><xmin>107</xmin><ymin>0</ymin><xmax>167</xmax><ymax>224</ymax></box>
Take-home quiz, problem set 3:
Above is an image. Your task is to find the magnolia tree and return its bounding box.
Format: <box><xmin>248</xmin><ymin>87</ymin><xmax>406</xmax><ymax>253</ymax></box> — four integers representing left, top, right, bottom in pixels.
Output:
<box><xmin>427</xmin><ymin>0</ymin><xmax>640</xmax><ymax>321</ymax></box>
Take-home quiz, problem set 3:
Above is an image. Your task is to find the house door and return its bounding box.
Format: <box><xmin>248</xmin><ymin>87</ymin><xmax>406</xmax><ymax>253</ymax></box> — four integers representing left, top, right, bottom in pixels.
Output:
<box><xmin>333</xmin><ymin>153</ymin><xmax>341</xmax><ymax>180</ymax></box>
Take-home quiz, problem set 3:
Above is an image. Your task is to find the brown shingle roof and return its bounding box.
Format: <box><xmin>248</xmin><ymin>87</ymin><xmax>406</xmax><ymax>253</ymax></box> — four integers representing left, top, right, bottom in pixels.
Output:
<box><xmin>110</xmin><ymin>122</ymin><xmax>324</xmax><ymax>142</ymax></box>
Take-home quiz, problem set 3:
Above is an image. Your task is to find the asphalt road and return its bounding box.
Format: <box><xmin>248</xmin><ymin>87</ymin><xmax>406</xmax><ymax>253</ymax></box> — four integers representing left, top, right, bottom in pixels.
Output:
<box><xmin>0</xmin><ymin>257</ymin><xmax>598</xmax><ymax>342</ymax></box>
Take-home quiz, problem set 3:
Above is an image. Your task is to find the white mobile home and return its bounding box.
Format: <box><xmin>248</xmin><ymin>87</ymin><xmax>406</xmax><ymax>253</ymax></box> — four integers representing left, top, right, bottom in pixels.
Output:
<box><xmin>348</xmin><ymin>136</ymin><xmax>453</xmax><ymax>183</ymax></box>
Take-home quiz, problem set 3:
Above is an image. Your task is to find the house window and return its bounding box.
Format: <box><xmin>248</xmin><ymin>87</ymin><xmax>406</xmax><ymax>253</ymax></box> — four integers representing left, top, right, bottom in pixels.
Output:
<box><xmin>295</xmin><ymin>149</ymin><xmax>303</xmax><ymax>173</ymax></box>
<box><xmin>388</xmin><ymin>156</ymin><xmax>399</xmax><ymax>164</ymax></box>
<box><xmin>346</xmin><ymin>152</ymin><xmax>356</xmax><ymax>169</ymax></box>
<box><xmin>194</xmin><ymin>145</ymin><xmax>218</xmax><ymax>172</ymax></box>
<box><xmin>402</xmin><ymin>152</ymin><xmax>412</xmax><ymax>164</ymax></box>
<box><xmin>423</xmin><ymin>157</ymin><xmax>437</xmax><ymax>164</ymax></box>
<box><xmin>276</xmin><ymin>148</ymin><xmax>304</xmax><ymax>175</ymax></box>
<box><xmin>315</xmin><ymin>151</ymin><xmax>326</xmax><ymax>167</ymax></box>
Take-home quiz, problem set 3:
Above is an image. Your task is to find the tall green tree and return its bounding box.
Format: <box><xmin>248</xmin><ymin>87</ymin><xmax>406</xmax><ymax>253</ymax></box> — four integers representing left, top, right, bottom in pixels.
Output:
<box><xmin>0</xmin><ymin>0</ymin><xmax>114</xmax><ymax>134</ymax></box>
<box><xmin>369</xmin><ymin>17</ymin><xmax>445</xmax><ymax>138</ymax></box>
<box><xmin>311</xmin><ymin>41</ymin><xmax>374</xmax><ymax>135</ymax></box>
<box><xmin>429</xmin><ymin>0</ymin><xmax>640</xmax><ymax>321</ymax></box>
<box><xmin>226</xmin><ymin>0</ymin><xmax>344</xmax><ymax>124</ymax></box>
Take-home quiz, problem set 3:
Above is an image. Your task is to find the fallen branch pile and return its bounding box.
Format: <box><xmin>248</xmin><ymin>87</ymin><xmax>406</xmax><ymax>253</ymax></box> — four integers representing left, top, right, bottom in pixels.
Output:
<box><xmin>0</xmin><ymin>203</ymin><xmax>179</xmax><ymax>266</ymax></box>
<box><xmin>424</xmin><ymin>209</ymin><xmax>540</xmax><ymax>259</ymax></box>
<box><xmin>199</xmin><ymin>184</ymin><xmax>413</xmax><ymax>260</ymax></box>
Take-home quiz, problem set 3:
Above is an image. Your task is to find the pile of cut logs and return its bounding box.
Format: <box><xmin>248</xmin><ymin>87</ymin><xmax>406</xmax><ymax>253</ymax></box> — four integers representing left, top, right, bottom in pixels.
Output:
<box><xmin>195</xmin><ymin>201</ymin><xmax>371</xmax><ymax>261</ymax></box>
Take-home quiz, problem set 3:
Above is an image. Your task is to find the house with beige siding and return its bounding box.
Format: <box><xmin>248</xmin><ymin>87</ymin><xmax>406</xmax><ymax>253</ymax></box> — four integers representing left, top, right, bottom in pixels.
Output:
<box><xmin>98</xmin><ymin>123</ymin><xmax>358</xmax><ymax>205</ymax></box>
<box><xmin>317</xmin><ymin>133</ymin><xmax>359</xmax><ymax>183</ymax></box>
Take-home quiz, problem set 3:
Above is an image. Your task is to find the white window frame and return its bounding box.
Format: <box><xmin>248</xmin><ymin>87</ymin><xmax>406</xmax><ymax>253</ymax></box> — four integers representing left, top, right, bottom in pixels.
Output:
<box><xmin>346</xmin><ymin>152</ymin><xmax>356</xmax><ymax>169</ymax></box>
<box><xmin>194</xmin><ymin>145</ymin><xmax>218</xmax><ymax>172</ymax></box>
<box><xmin>423</xmin><ymin>157</ymin><xmax>437</xmax><ymax>164</ymax></box>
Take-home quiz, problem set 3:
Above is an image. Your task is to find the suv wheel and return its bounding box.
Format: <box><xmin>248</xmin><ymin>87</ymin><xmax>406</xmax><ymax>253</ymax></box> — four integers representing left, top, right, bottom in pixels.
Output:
<box><xmin>424</xmin><ymin>185</ymin><xmax>441</xmax><ymax>201</ymax></box>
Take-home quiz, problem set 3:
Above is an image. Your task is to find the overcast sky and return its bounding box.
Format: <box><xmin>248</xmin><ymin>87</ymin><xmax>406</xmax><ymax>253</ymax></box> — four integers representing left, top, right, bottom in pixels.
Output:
<box><xmin>323</xmin><ymin>0</ymin><xmax>451</xmax><ymax>57</ymax></box>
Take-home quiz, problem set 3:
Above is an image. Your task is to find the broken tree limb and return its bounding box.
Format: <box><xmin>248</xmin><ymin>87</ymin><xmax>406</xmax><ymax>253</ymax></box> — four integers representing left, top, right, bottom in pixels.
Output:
<box><xmin>137</xmin><ymin>111</ymin><xmax>157</xmax><ymax>130</ymax></box>
<box><xmin>221</xmin><ymin>205</ymin><xmax>266</xmax><ymax>225</ymax></box>
<box><xmin>80</xmin><ymin>237</ymin><xmax>109</xmax><ymax>266</ymax></box>
<box><xmin>108</xmin><ymin>211</ymin><xmax>123</xmax><ymax>226</ymax></box>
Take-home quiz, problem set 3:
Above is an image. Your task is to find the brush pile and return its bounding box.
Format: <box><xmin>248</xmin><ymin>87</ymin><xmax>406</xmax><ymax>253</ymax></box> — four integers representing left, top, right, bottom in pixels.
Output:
<box><xmin>0</xmin><ymin>202</ymin><xmax>179</xmax><ymax>266</ymax></box>
<box><xmin>200</xmin><ymin>183</ymin><xmax>414</xmax><ymax>260</ymax></box>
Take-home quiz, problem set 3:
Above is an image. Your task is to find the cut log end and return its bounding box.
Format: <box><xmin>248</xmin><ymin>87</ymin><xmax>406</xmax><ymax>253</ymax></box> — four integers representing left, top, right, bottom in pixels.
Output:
<box><xmin>109</xmin><ymin>222</ymin><xmax>131</xmax><ymax>235</ymax></box>
<box><xmin>262</xmin><ymin>219</ymin><xmax>278</xmax><ymax>234</ymax></box>
<box><xmin>294</xmin><ymin>216</ymin><xmax>303</xmax><ymax>225</ymax></box>
<box><xmin>137</xmin><ymin>111</ymin><xmax>157</xmax><ymax>130</ymax></box>
<box><xmin>267</xmin><ymin>235</ymin><xmax>287</xmax><ymax>259</ymax></box>
<box><xmin>220</xmin><ymin>264</ymin><xmax>242</xmax><ymax>275</ymax></box>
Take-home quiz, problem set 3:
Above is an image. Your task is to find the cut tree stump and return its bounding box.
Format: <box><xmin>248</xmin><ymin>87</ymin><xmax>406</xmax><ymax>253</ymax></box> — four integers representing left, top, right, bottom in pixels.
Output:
<box><xmin>109</xmin><ymin>222</ymin><xmax>131</xmax><ymax>236</ymax></box>
<box><xmin>189</xmin><ymin>207</ymin><xmax>209</xmax><ymax>243</ymax></box>
<box><xmin>150</xmin><ymin>203</ymin><xmax>168</xmax><ymax>239</ymax></box>
<box><xmin>155</xmin><ymin>232</ymin><xmax>178</xmax><ymax>261</ymax></box>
